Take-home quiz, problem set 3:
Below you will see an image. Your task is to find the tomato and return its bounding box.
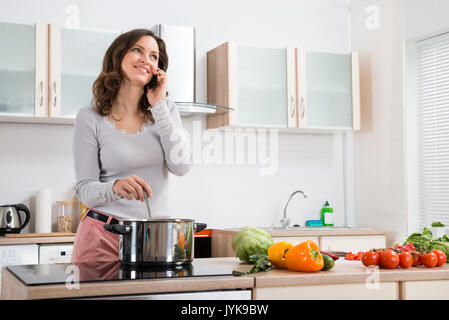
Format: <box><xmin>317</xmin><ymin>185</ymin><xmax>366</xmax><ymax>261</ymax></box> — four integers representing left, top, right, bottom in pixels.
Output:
<box><xmin>422</xmin><ymin>252</ymin><xmax>438</xmax><ymax>268</ymax></box>
<box><xmin>362</xmin><ymin>251</ymin><xmax>380</xmax><ymax>267</ymax></box>
<box><xmin>375</xmin><ymin>250</ymin><xmax>384</xmax><ymax>266</ymax></box>
<box><xmin>380</xmin><ymin>249</ymin><xmax>400</xmax><ymax>269</ymax></box>
<box><xmin>409</xmin><ymin>250</ymin><xmax>420</xmax><ymax>267</ymax></box>
<box><xmin>431</xmin><ymin>249</ymin><xmax>447</xmax><ymax>267</ymax></box>
<box><xmin>398</xmin><ymin>252</ymin><xmax>413</xmax><ymax>268</ymax></box>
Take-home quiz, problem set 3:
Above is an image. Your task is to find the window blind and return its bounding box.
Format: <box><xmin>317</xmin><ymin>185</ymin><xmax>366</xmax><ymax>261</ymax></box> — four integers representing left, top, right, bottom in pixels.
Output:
<box><xmin>417</xmin><ymin>31</ymin><xmax>449</xmax><ymax>229</ymax></box>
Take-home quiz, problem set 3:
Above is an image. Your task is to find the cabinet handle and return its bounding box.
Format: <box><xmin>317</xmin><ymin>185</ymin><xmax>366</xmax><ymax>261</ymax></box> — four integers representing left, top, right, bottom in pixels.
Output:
<box><xmin>290</xmin><ymin>96</ymin><xmax>296</xmax><ymax>118</ymax></box>
<box><xmin>39</xmin><ymin>80</ymin><xmax>44</xmax><ymax>107</ymax></box>
<box><xmin>53</xmin><ymin>81</ymin><xmax>57</xmax><ymax>107</ymax></box>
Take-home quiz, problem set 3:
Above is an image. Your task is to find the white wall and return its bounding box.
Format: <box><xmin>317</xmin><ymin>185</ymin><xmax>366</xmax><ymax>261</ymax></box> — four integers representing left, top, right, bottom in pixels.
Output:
<box><xmin>351</xmin><ymin>0</ymin><xmax>449</xmax><ymax>245</ymax></box>
<box><xmin>351</xmin><ymin>0</ymin><xmax>406</xmax><ymax>245</ymax></box>
<box><xmin>403</xmin><ymin>0</ymin><xmax>449</xmax><ymax>41</ymax></box>
<box><xmin>0</xmin><ymin>0</ymin><xmax>351</xmax><ymax>231</ymax></box>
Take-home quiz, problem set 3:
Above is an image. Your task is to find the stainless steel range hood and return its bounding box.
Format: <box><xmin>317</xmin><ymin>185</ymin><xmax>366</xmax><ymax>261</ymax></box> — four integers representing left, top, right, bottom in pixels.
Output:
<box><xmin>150</xmin><ymin>24</ymin><xmax>231</xmax><ymax>116</ymax></box>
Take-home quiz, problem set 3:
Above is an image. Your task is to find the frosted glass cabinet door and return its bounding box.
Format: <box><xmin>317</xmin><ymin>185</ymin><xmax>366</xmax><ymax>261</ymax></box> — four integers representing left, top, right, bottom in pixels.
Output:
<box><xmin>305</xmin><ymin>51</ymin><xmax>352</xmax><ymax>128</ymax></box>
<box><xmin>0</xmin><ymin>22</ymin><xmax>37</xmax><ymax>116</ymax></box>
<box><xmin>237</xmin><ymin>46</ymin><xmax>288</xmax><ymax>127</ymax></box>
<box><xmin>52</xmin><ymin>27</ymin><xmax>120</xmax><ymax>118</ymax></box>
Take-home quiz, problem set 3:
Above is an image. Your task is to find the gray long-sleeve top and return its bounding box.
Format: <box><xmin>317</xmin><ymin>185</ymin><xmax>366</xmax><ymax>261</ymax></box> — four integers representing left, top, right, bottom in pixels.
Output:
<box><xmin>73</xmin><ymin>98</ymin><xmax>192</xmax><ymax>220</ymax></box>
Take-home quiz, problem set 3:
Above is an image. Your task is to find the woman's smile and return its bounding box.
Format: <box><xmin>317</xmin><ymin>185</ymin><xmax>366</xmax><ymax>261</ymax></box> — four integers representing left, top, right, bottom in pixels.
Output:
<box><xmin>134</xmin><ymin>65</ymin><xmax>150</xmax><ymax>74</ymax></box>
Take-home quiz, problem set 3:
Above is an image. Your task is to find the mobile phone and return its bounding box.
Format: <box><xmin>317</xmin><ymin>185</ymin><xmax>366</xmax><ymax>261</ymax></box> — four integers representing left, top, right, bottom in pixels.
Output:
<box><xmin>146</xmin><ymin>74</ymin><xmax>158</xmax><ymax>90</ymax></box>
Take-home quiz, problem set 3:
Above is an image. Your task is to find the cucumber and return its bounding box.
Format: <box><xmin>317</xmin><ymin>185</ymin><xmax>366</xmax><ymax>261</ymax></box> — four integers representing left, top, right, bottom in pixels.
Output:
<box><xmin>321</xmin><ymin>253</ymin><xmax>335</xmax><ymax>271</ymax></box>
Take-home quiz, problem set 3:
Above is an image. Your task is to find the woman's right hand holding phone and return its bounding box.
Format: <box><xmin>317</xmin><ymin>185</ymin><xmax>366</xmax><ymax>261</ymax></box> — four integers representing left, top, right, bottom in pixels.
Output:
<box><xmin>112</xmin><ymin>175</ymin><xmax>152</xmax><ymax>201</ymax></box>
<box><xmin>146</xmin><ymin>64</ymin><xmax>167</xmax><ymax>107</ymax></box>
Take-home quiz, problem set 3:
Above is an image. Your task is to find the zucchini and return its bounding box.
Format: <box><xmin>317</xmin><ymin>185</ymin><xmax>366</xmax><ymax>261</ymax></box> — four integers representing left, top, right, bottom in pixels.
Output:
<box><xmin>321</xmin><ymin>253</ymin><xmax>335</xmax><ymax>271</ymax></box>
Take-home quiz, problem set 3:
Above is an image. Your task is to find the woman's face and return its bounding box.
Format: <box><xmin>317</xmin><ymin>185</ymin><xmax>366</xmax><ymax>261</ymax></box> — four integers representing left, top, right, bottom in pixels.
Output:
<box><xmin>120</xmin><ymin>35</ymin><xmax>160</xmax><ymax>87</ymax></box>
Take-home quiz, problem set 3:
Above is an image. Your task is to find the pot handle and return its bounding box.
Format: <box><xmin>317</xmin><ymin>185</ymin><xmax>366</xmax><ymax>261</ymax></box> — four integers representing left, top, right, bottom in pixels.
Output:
<box><xmin>103</xmin><ymin>224</ymin><xmax>132</xmax><ymax>235</ymax></box>
<box><xmin>194</xmin><ymin>223</ymin><xmax>207</xmax><ymax>233</ymax></box>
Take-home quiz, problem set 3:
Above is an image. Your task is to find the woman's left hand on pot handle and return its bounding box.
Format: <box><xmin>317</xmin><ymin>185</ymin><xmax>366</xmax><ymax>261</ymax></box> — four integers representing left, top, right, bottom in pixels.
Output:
<box><xmin>147</xmin><ymin>64</ymin><xmax>167</xmax><ymax>106</ymax></box>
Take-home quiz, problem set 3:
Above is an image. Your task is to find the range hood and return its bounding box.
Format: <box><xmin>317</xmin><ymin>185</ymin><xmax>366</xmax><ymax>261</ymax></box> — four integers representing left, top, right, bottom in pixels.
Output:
<box><xmin>150</xmin><ymin>24</ymin><xmax>231</xmax><ymax>116</ymax></box>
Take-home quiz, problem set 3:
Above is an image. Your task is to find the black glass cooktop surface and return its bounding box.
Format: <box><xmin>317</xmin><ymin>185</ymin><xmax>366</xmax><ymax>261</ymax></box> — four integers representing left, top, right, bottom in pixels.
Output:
<box><xmin>7</xmin><ymin>260</ymin><xmax>242</xmax><ymax>286</ymax></box>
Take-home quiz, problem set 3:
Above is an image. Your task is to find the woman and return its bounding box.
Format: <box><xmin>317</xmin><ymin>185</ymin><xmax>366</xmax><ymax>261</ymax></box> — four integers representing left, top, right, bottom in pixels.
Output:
<box><xmin>71</xmin><ymin>29</ymin><xmax>192</xmax><ymax>263</ymax></box>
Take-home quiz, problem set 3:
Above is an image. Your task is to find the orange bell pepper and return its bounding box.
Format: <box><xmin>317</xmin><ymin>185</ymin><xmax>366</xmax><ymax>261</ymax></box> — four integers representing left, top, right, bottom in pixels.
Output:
<box><xmin>285</xmin><ymin>240</ymin><xmax>324</xmax><ymax>272</ymax></box>
<box><xmin>268</xmin><ymin>241</ymin><xmax>293</xmax><ymax>269</ymax></box>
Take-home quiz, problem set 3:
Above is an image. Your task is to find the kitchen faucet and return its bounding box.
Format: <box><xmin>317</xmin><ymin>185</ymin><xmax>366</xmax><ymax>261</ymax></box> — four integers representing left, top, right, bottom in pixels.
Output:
<box><xmin>280</xmin><ymin>190</ymin><xmax>307</xmax><ymax>229</ymax></box>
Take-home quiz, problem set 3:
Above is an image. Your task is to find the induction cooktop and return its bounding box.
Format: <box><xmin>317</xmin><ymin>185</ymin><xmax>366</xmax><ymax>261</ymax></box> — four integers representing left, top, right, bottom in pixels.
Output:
<box><xmin>6</xmin><ymin>260</ymin><xmax>243</xmax><ymax>286</ymax></box>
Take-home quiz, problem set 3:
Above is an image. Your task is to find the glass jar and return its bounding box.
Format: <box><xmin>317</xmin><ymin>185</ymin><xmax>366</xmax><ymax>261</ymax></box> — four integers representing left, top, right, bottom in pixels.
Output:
<box><xmin>56</xmin><ymin>200</ymin><xmax>74</xmax><ymax>233</ymax></box>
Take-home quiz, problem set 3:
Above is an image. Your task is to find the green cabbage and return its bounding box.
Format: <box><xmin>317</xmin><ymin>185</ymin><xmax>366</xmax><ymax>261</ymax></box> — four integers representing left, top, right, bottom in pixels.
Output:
<box><xmin>231</xmin><ymin>227</ymin><xmax>274</xmax><ymax>263</ymax></box>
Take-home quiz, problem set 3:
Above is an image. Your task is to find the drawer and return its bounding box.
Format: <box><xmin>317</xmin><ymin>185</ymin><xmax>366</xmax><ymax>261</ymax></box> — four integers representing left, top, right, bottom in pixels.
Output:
<box><xmin>402</xmin><ymin>280</ymin><xmax>449</xmax><ymax>300</ymax></box>
<box><xmin>320</xmin><ymin>235</ymin><xmax>386</xmax><ymax>252</ymax></box>
<box><xmin>255</xmin><ymin>282</ymin><xmax>397</xmax><ymax>300</ymax></box>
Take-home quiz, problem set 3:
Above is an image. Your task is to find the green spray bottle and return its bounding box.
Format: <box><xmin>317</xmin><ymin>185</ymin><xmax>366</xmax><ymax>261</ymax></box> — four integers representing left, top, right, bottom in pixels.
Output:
<box><xmin>321</xmin><ymin>201</ymin><xmax>334</xmax><ymax>226</ymax></box>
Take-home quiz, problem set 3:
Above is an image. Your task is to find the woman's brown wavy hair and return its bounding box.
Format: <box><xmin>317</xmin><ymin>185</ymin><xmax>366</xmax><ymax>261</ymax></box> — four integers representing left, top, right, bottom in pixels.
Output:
<box><xmin>92</xmin><ymin>29</ymin><xmax>169</xmax><ymax>122</ymax></box>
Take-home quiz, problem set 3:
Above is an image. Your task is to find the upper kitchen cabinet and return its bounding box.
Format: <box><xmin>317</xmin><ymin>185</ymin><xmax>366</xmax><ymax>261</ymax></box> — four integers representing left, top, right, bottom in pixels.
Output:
<box><xmin>206</xmin><ymin>42</ymin><xmax>360</xmax><ymax>132</ymax></box>
<box><xmin>0</xmin><ymin>21</ymin><xmax>120</xmax><ymax>123</ymax></box>
<box><xmin>48</xmin><ymin>25</ymin><xmax>120</xmax><ymax>118</ymax></box>
<box><xmin>207</xmin><ymin>42</ymin><xmax>297</xmax><ymax>129</ymax></box>
<box><xmin>0</xmin><ymin>22</ymin><xmax>47</xmax><ymax>117</ymax></box>
<box><xmin>296</xmin><ymin>49</ymin><xmax>360</xmax><ymax>130</ymax></box>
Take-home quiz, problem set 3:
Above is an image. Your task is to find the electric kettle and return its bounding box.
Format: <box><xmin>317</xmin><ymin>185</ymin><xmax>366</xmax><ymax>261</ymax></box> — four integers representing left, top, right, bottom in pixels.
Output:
<box><xmin>0</xmin><ymin>204</ymin><xmax>31</xmax><ymax>235</ymax></box>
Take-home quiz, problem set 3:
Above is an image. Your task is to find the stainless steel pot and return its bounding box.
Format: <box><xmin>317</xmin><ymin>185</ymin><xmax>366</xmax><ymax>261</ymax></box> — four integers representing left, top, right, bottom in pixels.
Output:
<box><xmin>104</xmin><ymin>219</ymin><xmax>207</xmax><ymax>266</ymax></box>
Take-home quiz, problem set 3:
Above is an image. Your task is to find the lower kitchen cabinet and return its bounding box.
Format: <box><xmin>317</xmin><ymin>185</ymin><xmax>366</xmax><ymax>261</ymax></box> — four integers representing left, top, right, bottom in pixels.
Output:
<box><xmin>319</xmin><ymin>235</ymin><xmax>386</xmax><ymax>252</ymax></box>
<box><xmin>401</xmin><ymin>280</ymin><xmax>449</xmax><ymax>300</ymax></box>
<box><xmin>254</xmin><ymin>282</ymin><xmax>398</xmax><ymax>300</ymax></box>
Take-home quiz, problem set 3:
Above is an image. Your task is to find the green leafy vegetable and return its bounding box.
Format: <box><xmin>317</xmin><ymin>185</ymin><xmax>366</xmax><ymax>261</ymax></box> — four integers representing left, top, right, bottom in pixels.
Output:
<box><xmin>431</xmin><ymin>221</ymin><xmax>446</xmax><ymax>227</ymax></box>
<box><xmin>231</xmin><ymin>227</ymin><xmax>274</xmax><ymax>263</ymax></box>
<box><xmin>246</xmin><ymin>254</ymin><xmax>272</xmax><ymax>274</ymax></box>
<box><xmin>404</xmin><ymin>227</ymin><xmax>449</xmax><ymax>262</ymax></box>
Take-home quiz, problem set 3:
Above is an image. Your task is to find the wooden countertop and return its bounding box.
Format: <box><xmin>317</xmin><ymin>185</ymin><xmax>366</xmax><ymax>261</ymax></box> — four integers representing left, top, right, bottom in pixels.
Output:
<box><xmin>206</xmin><ymin>257</ymin><xmax>449</xmax><ymax>287</ymax></box>
<box><xmin>0</xmin><ymin>234</ymin><xmax>76</xmax><ymax>245</ymax></box>
<box><xmin>0</xmin><ymin>258</ymin><xmax>254</xmax><ymax>300</ymax></box>
<box><xmin>3</xmin><ymin>257</ymin><xmax>449</xmax><ymax>299</ymax></box>
<box><xmin>212</xmin><ymin>228</ymin><xmax>389</xmax><ymax>237</ymax></box>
